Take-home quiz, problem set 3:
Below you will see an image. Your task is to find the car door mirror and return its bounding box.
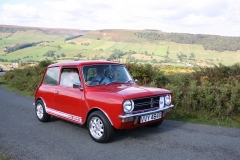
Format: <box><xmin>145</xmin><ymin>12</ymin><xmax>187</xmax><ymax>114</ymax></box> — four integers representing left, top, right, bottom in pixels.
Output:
<box><xmin>73</xmin><ymin>83</ymin><xmax>80</xmax><ymax>88</ymax></box>
<box><xmin>73</xmin><ymin>83</ymin><xmax>83</xmax><ymax>91</ymax></box>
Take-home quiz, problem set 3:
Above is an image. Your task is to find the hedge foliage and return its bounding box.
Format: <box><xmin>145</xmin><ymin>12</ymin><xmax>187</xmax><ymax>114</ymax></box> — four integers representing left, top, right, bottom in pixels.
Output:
<box><xmin>165</xmin><ymin>63</ymin><xmax>240</xmax><ymax>120</ymax></box>
<box><xmin>3</xmin><ymin>59</ymin><xmax>54</xmax><ymax>95</ymax></box>
<box><xmin>123</xmin><ymin>62</ymin><xmax>240</xmax><ymax>121</ymax></box>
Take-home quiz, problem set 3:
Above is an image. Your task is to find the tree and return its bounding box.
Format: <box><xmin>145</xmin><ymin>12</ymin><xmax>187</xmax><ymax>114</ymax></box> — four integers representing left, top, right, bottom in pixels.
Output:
<box><xmin>77</xmin><ymin>53</ymin><xmax>82</xmax><ymax>58</ymax></box>
<box><xmin>107</xmin><ymin>49</ymin><xmax>125</xmax><ymax>61</ymax></box>
<box><xmin>61</xmin><ymin>53</ymin><xmax>66</xmax><ymax>57</ymax></box>
<box><xmin>43</xmin><ymin>50</ymin><xmax>55</xmax><ymax>57</ymax></box>
<box><xmin>189</xmin><ymin>52</ymin><xmax>195</xmax><ymax>60</ymax></box>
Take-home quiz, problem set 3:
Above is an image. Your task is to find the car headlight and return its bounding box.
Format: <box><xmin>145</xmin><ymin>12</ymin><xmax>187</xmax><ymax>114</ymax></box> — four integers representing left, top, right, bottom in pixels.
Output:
<box><xmin>123</xmin><ymin>100</ymin><xmax>134</xmax><ymax>113</ymax></box>
<box><xmin>165</xmin><ymin>94</ymin><xmax>171</xmax><ymax>106</ymax></box>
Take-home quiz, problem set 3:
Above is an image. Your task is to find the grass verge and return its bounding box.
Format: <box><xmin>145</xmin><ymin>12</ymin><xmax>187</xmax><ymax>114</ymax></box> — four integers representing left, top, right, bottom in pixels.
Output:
<box><xmin>0</xmin><ymin>152</ymin><xmax>11</xmax><ymax>160</ymax></box>
<box><xmin>167</xmin><ymin>110</ymin><xmax>240</xmax><ymax>128</ymax></box>
<box><xmin>0</xmin><ymin>76</ymin><xmax>33</xmax><ymax>97</ymax></box>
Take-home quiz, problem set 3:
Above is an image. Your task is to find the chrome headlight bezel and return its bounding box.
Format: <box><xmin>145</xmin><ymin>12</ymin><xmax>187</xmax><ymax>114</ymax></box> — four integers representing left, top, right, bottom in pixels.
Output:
<box><xmin>165</xmin><ymin>94</ymin><xmax>171</xmax><ymax>106</ymax></box>
<box><xmin>123</xmin><ymin>100</ymin><xmax>134</xmax><ymax>113</ymax></box>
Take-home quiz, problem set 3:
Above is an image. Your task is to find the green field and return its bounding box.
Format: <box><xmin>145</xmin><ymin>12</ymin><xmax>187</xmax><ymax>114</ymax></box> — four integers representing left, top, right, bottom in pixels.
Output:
<box><xmin>0</xmin><ymin>29</ymin><xmax>240</xmax><ymax>67</ymax></box>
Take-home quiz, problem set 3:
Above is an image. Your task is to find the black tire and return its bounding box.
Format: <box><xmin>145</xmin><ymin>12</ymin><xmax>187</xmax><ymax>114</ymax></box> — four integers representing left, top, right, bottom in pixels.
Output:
<box><xmin>35</xmin><ymin>99</ymin><xmax>51</xmax><ymax>122</ymax></box>
<box><xmin>87</xmin><ymin>111</ymin><xmax>114</xmax><ymax>143</ymax></box>
<box><xmin>146</xmin><ymin>120</ymin><xmax>163</xmax><ymax>128</ymax></box>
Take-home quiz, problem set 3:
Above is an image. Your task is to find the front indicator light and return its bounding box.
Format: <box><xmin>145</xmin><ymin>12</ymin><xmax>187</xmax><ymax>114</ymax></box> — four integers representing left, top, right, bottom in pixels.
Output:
<box><xmin>159</xmin><ymin>96</ymin><xmax>164</xmax><ymax>108</ymax></box>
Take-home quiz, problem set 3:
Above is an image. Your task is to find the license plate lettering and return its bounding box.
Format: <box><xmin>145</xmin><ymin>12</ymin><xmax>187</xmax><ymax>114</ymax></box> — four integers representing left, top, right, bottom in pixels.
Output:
<box><xmin>140</xmin><ymin>112</ymin><xmax>161</xmax><ymax>123</ymax></box>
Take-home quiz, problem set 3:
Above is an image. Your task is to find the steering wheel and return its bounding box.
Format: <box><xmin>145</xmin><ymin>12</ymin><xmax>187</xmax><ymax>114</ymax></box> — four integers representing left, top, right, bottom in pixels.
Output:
<box><xmin>91</xmin><ymin>79</ymin><xmax>100</xmax><ymax>84</ymax></box>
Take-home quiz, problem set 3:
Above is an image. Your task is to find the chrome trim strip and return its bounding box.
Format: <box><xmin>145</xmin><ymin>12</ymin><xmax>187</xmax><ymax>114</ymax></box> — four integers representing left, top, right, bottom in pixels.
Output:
<box><xmin>119</xmin><ymin>105</ymin><xmax>174</xmax><ymax>119</ymax></box>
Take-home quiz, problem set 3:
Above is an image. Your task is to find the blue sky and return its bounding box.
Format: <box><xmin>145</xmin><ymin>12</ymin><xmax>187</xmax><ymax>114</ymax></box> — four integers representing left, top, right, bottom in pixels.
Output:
<box><xmin>0</xmin><ymin>0</ymin><xmax>240</xmax><ymax>36</ymax></box>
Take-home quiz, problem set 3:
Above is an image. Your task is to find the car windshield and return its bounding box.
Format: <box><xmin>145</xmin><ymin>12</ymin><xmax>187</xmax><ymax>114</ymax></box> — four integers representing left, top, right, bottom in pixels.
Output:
<box><xmin>83</xmin><ymin>64</ymin><xmax>134</xmax><ymax>86</ymax></box>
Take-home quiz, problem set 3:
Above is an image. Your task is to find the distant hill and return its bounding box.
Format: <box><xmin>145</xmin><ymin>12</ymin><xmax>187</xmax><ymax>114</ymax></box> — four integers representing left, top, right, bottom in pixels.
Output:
<box><xmin>0</xmin><ymin>25</ymin><xmax>239</xmax><ymax>67</ymax></box>
<box><xmin>1</xmin><ymin>25</ymin><xmax>240</xmax><ymax>52</ymax></box>
<box><xmin>0</xmin><ymin>24</ymin><xmax>90</xmax><ymax>36</ymax></box>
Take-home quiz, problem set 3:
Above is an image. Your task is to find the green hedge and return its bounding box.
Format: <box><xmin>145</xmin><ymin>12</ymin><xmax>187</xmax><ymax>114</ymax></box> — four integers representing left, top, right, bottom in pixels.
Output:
<box><xmin>126</xmin><ymin>62</ymin><xmax>240</xmax><ymax>121</ymax></box>
<box><xmin>165</xmin><ymin>63</ymin><xmax>240</xmax><ymax>120</ymax></box>
<box><xmin>3</xmin><ymin>59</ymin><xmax>54</xmax><ymax>95</ymax></box>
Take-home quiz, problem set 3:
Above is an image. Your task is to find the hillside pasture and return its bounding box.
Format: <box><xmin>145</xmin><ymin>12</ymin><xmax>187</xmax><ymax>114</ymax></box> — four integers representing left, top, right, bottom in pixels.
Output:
<box><xmin>0</xmin><ymin>28</ymin><xmax>239</xmax><ymax>66</ymax></box>
<box><xmin>106</xmin><ymin>42</ymin><xmax>127</xmax><ymax>51</ymax></box>
<box><xmin>0</xmin><ymin>46</ymin><xmax>58</xmax><ymax>62</ymax></box>
<box><xmin>0</xmin><ymin>30</ymin><xmax>63</xmax><ymax>45</ymax></box>
<box><xmin>46</xmin><ymin>41</ymin><xmax>65</xmax><ymax>46</ymax></box>
<box><xmin>92</xmin><ymin>41</ymin><xmax>116</xmax><ymax>51</ymax></box>
<box><xmin>121</xmin><ymin>43</ymin><xmax>141</xmax><ymax>52</ymax></box>
<box><xmin>136</xmin><ymin>43</ymin><xmax>156</xmax><ymax>54</ymax></box>
<box><xmin>0</xmin><ymin>32</ymin><xmax>10</xmax><ymax>39</ymax></box>
<box><xmin>154</xmin><ymin>45</ymin><xmax>168</xmax><ymax>56</ymax></box>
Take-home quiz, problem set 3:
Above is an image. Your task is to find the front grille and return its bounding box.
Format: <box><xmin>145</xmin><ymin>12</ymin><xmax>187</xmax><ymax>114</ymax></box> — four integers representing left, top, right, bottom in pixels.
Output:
<box><xmin>133</xmin><ymin>96</ymin><xmax>160</xmax><ymax>112</ymax></box>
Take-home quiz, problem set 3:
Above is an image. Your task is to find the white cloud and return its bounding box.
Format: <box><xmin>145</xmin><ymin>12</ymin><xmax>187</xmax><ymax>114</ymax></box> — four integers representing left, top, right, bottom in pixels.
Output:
<box><xmin>0</xmin><ymin>0</ymin><xmax>240</xmax><ymax>36</ymax></box>
<box><xmin>0</xmin><ymin>3</ymin><xmax>39</xmax><ymax>24</ymax></box>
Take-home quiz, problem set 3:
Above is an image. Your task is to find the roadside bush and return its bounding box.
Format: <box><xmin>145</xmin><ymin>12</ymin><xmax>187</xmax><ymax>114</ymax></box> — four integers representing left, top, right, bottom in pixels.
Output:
<box><xmin>166</xmin><ymin>63</ymin><xmax>240</xmax><ymax>121</ymax></box>
<box><xmin>3</xmin><ymin>59</ymin><xmax>55</xmax><ymax>96</ymax></box>
<box><xmin>125</xmin><ymin>62</ymin><xmax>170</xmax><ymax>87</ymax></box>
<box><xmin>125</xmin><ymin>62</ymin><xmax>240</xmax><ymax>121</ymax></box>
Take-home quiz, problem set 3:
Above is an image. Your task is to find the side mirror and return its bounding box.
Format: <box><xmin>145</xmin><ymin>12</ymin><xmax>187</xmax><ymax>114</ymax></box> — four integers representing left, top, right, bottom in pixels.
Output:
<box><xmin>73</xmin><ymin>83</ymin><xmax>83</xmax><ymax>91</ymax></box>
<box><xmin>73</xmin><ymin>83</ymin><xmax>80</xmax><ymax>88</ymax></box>
<box><xmin>134</xmin><ymin>79</ymin><xmax>138</xmax><ymax>83</ymax></box>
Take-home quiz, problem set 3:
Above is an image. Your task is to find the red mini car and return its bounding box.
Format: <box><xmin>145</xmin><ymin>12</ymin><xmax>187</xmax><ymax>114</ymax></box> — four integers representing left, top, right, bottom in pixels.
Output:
<box><xmin>34</xmin><ymin>60</ymin><xmax>174</xmax><ymax>143</ymax></box>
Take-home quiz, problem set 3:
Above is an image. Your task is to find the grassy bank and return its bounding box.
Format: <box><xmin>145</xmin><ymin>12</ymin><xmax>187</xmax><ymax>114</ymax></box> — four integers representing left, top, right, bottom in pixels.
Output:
<box><xmin>0</xmin><ymin>152</ymin><xmax>11</xmax><ymax>160</ymax></box>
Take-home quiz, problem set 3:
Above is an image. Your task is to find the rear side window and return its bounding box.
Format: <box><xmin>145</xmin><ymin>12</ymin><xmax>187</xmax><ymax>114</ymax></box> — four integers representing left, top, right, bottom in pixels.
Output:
<box><xmin>59</xmin><ymin>68</ymin><xmax>81</xmax><ymax>87</ymax></box>
<box><xmin>43</xmin><ymin>67</ymin><xmax>60</xmax><ymax>85</ymax></box>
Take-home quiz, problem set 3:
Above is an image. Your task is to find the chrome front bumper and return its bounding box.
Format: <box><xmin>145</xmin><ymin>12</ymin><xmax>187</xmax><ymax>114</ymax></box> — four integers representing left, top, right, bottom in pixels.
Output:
<box><xmin>118</xmin><ymin>105</ymin><xmax>174</xmax><ymax>123</ymax></box>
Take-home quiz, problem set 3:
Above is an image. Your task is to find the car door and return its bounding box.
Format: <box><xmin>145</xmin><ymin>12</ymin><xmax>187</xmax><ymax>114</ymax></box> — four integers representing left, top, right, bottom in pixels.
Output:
<box><xmin>54</xmin><ymin>68</ymin><xmax>83</xmax><ymax>124</ymax></box>
<box><xmin>41</xmin><ymin>67</ymin><xmax>60</xmax><ymax>110</ymax></box>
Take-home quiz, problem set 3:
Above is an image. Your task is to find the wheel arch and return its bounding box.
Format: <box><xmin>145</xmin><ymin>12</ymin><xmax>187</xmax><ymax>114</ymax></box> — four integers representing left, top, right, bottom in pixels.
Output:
<box><xmin>35</xmin><ymin>97</ymin><xmax>47</xmax><ymax>110</ymax></box>
<box><xmin>85</xmin><ymin>108</ymin><xmax>114</xmax><ymax>127</ymax></box>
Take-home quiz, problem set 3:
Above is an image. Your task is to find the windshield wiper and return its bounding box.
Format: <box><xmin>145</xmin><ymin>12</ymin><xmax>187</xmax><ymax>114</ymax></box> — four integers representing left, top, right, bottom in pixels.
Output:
<box><xmin>125</xmin><ymin>79</ymin><xmax>134</xmax><ymax>84</ymax></box>
<box><xmin>105</xmin><ymin>81</ymin><xmax>123</xmax><ymax>85</ymax></box>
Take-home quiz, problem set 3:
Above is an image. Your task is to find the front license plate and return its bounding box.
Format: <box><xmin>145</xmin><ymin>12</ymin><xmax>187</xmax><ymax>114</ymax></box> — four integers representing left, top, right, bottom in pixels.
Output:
<box><xmin>140</xmin><ymin>112</ymin><xmax>162</xmax><ymax>123</ymax></box>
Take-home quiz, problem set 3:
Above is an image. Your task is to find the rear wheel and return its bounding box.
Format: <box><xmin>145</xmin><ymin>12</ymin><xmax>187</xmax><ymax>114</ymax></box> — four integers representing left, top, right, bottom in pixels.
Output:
<box><xmin>35</xmin><ymin>100</ymin><xmax>51</xmax><ymax>122</ymax></box>
<box><xmin>87</xmin><ymin>111</ymin><xmax>114</xmax><ymax>143</ymax></box>
<box><xmin>146</xmin><ymin>120</ymin><xmax>163</xmax><ymax>127</ymax></box>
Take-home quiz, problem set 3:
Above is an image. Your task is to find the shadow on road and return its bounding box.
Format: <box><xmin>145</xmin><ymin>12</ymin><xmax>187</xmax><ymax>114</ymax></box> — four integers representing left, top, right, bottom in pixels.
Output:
<box><xmin>111</xmin><ymin>120</ymin><xmax>185</xmax><ymax>142</ymax></box>
<box><xmin>34</xmin><ymin>112</ymin><xmax>185</xmax><ymax>143</ymax></box>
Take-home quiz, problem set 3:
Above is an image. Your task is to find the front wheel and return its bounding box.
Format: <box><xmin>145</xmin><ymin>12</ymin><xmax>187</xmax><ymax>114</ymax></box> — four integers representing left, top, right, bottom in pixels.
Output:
<box><xmin>87</xmin><ymin>111</ymin><xmax>114</xmax><ymax>143</ymax></box>
<box><xmin>35</xmin><ymin>100</ymin><xmax>51</xmax><ymax>122</ymax></box>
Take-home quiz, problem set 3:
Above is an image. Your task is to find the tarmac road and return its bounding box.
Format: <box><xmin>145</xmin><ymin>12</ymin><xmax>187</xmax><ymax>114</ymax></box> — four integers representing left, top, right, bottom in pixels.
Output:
<box><xmin>0</xmin><ymin>78</ymin><xmax>240</xmax><ymax>160</ymax></box>
<box><xmin>0</xmin><ymin>70</ymin><xmax>6</xmax><ymax>76</ymax></box>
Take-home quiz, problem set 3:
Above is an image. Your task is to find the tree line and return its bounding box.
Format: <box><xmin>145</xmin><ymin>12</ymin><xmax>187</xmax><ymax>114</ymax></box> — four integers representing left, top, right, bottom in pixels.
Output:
<box><xmin>65</xmin><ymin>35</ymin><xmax>83</xmax><ymax>41</ymax></box>
<box><xmin>4</xmin><ymin>43</ymin><xmax>38</xmax><ymax>53</ymax></box>
<box><xmin>134</xmin><ymin>32</ymin><xmax>240</xmax><ymax>52</ymax></box>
